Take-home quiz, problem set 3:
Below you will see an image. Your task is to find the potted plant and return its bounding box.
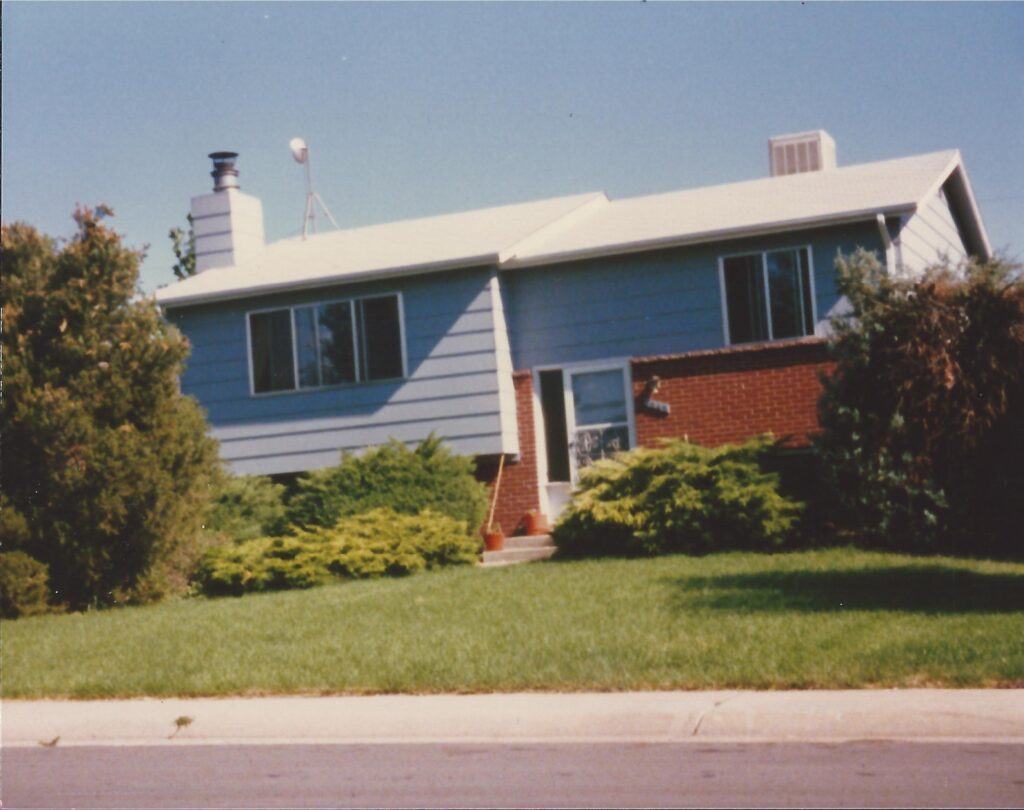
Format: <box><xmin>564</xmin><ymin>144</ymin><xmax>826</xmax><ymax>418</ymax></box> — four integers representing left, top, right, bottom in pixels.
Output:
<box><xmin>521</xmin><ymin>509</ymin><xmax>551</xmax><ymax>536</ymax></box>
<box><xmin>483</xmin><ymin>523</ymin><xmax>505</xmax><ymax>551</ymax></box>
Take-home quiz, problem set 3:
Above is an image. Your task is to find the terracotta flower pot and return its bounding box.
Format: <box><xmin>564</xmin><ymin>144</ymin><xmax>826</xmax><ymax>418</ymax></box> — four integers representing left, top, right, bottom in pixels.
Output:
<box><xmin>483</xmin><ymin>529</ymin><xmax>505</xmax><ymax>551</ymax></box>
<box><xmin>522</xmin><ymin>511</ymin><xmax>551</xmax><ymax>536</ymax></box>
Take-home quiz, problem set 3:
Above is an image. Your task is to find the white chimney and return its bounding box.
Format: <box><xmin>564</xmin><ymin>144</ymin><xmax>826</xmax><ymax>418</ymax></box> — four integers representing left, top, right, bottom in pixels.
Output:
<box><xmin>769</xmin><ymin>130</ymin><xmax>837</xmax><ymax>177</ymax></box>
<box><xmin>190</xmin><ymin>152</ymin><xmax>265</xmax><ymax>272</ymax></box>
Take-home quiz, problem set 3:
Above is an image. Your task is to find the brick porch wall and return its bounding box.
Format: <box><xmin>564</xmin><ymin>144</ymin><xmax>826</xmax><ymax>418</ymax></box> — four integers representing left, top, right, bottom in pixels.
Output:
<box><xmin>631</xmin><ymin>338</ymin><xmax>834</xmax><ymax>448</ymax></box>
<box><xmin>477</xmin><ymin>339</ymin><xmax>833</xmax><ymax>534</ymax></box>
<box><xmin>476</xmin><ymin>371</ymin><xmax>542</xmax><ymax>536</ymax></box>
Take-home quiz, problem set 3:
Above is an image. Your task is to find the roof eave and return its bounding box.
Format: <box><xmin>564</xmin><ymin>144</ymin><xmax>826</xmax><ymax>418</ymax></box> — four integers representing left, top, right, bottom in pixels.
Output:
<box><xmin>946</xmin><ymin>166</ymin><xmax>992</xmax><ymax>261</ymax></box>
<box><xmin>500</xmin><ymin>206</ymin><xmax>918</xmax><ymax>271</ymax></box>
<box><xmin>156</xmin><ymin>252</ymin><xmax>500</xmax><ymax>309</ymax></box>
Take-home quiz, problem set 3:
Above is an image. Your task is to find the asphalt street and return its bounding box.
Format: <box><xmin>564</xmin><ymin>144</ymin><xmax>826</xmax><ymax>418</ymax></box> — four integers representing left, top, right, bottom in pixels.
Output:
<box><xmin>6</xmin><ymin>741</ymin><xmax>1024</xmax><ymax>808</ymax></box>
<box><xmin>6</xmin><ymin>691</ymin><xmax>1022</xmax><ymax>808</ymax></box>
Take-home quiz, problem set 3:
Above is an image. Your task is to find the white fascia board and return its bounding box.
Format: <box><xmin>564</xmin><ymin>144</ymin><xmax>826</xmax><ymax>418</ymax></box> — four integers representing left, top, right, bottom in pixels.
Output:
<box><xmin>950</xmin><ymin>165</ymin><xmax>993</xmax><ymax>260</ymax></box>
<box><xmin>918</xmin><ymin>150</ymin><xmax>964</xmax><ymax>207</ymax></box>
<box><xmin>498</xmin><ymin>206</ymin><xmax>918</xmax><ymax>271</ymax></box>
<box><xmin>157</xmin><ymin>252</ymin><xmax>500</xmax><ymax>310</ymax></box>
<box><xmin>915</xmin><ymin>152</ymin><xmax>992</xmax><ymax>260</ymax></box>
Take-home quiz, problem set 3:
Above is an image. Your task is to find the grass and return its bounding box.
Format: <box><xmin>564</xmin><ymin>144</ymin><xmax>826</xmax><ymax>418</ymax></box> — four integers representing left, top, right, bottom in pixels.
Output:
<box><xmin>4</xmin><ymin>548</ymin><xmax>1023</xmax><ymax>698</ymax></box>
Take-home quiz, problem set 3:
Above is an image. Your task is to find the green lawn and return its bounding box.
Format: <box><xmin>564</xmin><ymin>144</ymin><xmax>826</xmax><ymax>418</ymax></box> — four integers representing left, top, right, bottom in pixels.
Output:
<box><xmin>5</xmin><ymin>549</ymin><xmax>1023</xmax><ymax>698</ymax></box>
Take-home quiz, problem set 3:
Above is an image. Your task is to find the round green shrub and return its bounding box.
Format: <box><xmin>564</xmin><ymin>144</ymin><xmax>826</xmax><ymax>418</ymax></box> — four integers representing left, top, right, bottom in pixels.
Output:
<box><xmin>284</xmin><ymin>435</ymin><xmax>489</xmax><ymax>533</ymax></box>
<box><xmin>194</xmin><ymin>508</ymin><xmax>482</xmax><ymax>596</ymax></box>
<box><xmin>204</xmin><ymin>474</ymin><xmax>289</xmax><ymax>541</ymax></box>
<box><xmin>0</xmin><ymin>551</ymin><xmax>56</xmax><ymax>618</ymax></box>
<box><xmin>553</xmin><ymin>436</ymin><xmax>802</xmax><ymax>558</ymax></box>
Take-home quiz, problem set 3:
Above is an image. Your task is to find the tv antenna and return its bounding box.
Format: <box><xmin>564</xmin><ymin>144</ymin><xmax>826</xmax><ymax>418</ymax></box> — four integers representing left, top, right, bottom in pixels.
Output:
<box><xmin>289</xmin><ymin>137</ymin><xmax>340</xmax><ymax>239</ymax></box>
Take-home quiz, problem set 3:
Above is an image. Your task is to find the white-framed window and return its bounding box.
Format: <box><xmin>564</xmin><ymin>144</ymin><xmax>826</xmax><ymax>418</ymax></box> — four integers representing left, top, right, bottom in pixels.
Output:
<box><xmin>719</xmin><ymin>246</ymin><xmax>816</xmax><ymax>345</ymax></box>
<box><xmin>247</xmin><ymin>293</ymin><xmax>406</xmax><ymax>395</ymax></box>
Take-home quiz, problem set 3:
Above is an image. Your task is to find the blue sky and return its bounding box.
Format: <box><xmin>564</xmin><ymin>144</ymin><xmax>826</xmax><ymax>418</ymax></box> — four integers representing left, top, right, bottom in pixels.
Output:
<box><xmin>4</xmin><ymin>2</ymin><xmax>1022</xmax><ymax>294</ymax></box>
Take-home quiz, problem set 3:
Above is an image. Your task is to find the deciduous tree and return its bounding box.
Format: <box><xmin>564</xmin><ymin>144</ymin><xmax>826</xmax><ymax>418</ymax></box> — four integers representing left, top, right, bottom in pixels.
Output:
<box><xmin>169</xmin><ymin>213</ymin><xmax>196</xmax><ymax>280</ymax></box>
<box><xmin>816</xmin><ymin>250</ymin><xmax>1024</xmax><ymax>555</ymax></box>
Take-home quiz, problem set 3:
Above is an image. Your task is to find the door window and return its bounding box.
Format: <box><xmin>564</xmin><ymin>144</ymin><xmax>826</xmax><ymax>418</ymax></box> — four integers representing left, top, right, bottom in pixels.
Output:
<box><xmin>569</xmin><ymin>369</ymin><xmax>631</xmax><ymax>473</ymax></box>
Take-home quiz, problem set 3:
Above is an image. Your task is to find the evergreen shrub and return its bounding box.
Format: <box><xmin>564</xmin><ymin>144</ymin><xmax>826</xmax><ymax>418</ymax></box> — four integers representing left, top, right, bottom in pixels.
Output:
<box><xmin>204</xmin><ymin>475</ymin><xmax>289</xmax><ymax>541</ymax></box>
<box><xmin>194</xmin><ymin>508</ymin><xmax>481</xmax><ymax>596</ymax></box>
<box><xmin>2</xmin><ymin>208</ymin><xmax>221</xmax><ymax>609</ymax></box>
<box><xmin>285</xmin><ymin>435</ymin><xmax>489</xmax><ymax>532</ymax></box>
<box><xmin>553</xmin><ymin>436</ymin><xmax>801</xmax><ymax>558</ymax></box>
<box><xmin>0</xmin><ymin>551</ymin><xmax>57</xmax><ymax>618</ymax></box>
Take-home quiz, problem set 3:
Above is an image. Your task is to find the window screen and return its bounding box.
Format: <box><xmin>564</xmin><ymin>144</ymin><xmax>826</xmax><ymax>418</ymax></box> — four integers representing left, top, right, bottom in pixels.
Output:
<box><xmin>724</xmin><ymin>249</ymin><xmax>813</xmax><ymax>344</ymax></box>
<box><xmin>317</xmin><ymin>302</ymin><xmax>357</xmax><ymax>385</ymax></box>
<box><xmin>249</xmin><ymin>294</ymin><xmax>403</xmax><ymax>394</ymax></box>
<box><xmin>723</xmin><ymin>254</ymin><xmax>768</xmax><ymax>344</ymax></box>
<box><xmin>295</xmin><ymin>306</ymin><xmax>320</xmax><ymax>388</ymax></box>
<box><xmin>250</xmin><ymin>309</ymin><xmax>296</xmax><ymax>393</ymax></box>
<box><xmin>357</xmin><ymin>296</ymin><xmax>404</xmax><ymax>381</ymax></box>
<box><xmin>766</xmin><ymin>249</ymin><xmax>803</xmax><ymax>339</ymax></box>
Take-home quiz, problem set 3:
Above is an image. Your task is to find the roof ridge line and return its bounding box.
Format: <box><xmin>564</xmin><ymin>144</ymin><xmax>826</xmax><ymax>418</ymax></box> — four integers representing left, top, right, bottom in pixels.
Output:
<box><xmin>606</xmin><ymin>148</ymin><xmax>963</xmax><ymax>208</ymax></box>
<box><xmin>498</xmin><ymin>192</ymin><xmax>610</xmax><ymax>265</ymax></box>
<box><xmin>269</xmin><ymin>190</ymin><xmax>608</xmax><ymax>248</ymax></box>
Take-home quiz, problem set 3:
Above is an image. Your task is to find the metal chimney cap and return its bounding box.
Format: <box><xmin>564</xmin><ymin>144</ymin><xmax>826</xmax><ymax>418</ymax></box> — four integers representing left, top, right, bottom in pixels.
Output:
<box><xmin>209</xmin><ymin>151</ymin><xmax>241</xmax><ymax>192</ymax></box>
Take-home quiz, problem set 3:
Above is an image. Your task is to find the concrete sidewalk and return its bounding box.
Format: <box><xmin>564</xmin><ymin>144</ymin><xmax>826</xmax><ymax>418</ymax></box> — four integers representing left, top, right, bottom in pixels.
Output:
<box><xmin>4</xmin><ymin>690</ymin><xmax>1023</xmax><ymax>748</ymax></box>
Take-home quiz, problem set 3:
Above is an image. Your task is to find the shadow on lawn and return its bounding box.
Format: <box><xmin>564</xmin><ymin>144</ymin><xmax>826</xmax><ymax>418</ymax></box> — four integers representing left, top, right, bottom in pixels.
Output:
<box><xmin>669</xmin><ymin>565</ymin><xmax>1024</xmax><ymax>614</ymax></box>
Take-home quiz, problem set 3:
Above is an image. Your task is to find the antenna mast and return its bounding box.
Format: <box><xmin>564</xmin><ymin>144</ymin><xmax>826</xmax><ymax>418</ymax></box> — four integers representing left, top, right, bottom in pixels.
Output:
<box><xmin>289</xmin><ymin>137</ymin><xmax>340</xmax><ymax>239</ymax></box>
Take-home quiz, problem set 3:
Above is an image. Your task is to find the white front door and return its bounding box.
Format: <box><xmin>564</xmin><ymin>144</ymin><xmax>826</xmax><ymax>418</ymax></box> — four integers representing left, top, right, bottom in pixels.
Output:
<box><xmin>564</xmin><ymin>365</ymin><xmax>634</xmax><ymax>482</ymax></box>
<box><xmin>536</xmin><ymin>362</ymin><xmax>636</xmax><ymax>519</ymax></box>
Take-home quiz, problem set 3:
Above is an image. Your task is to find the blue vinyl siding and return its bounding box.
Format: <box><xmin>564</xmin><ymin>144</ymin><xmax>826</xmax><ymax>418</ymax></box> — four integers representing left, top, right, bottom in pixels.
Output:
<box><xmin>167</xmin><ymin>266</ymin><xmax>509</xmax><ymax>475</ymax></box>
<box><xmin>503</xmin><ymin>221</ymin><xmax>882</xmax><ymax>369</ymax></box>
<box><xmin>167</xmin><ymin>221</ymin><xmax>885</xmax><ymax>476</ymax></box>
<box><xmin>897</xmin><ymin>187</ymin><xmax>968</xmax><ymax>274</ymax></box>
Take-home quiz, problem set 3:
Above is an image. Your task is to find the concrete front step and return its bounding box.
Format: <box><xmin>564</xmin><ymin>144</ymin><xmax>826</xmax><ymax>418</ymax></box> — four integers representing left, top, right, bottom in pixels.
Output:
<box><xmin>481</xmin><ymin>545</ymin><xmax>557</xmax><ymax>567</ymax></box>
<box><xmin>503</xmin><ymin>534</ymin><xmax>555</xmax><ymax>550</ymax></box>
<box><xmin>480</xmin><ymin>534</ymin><xmax>556</xmax><ymax>567</ymax></box>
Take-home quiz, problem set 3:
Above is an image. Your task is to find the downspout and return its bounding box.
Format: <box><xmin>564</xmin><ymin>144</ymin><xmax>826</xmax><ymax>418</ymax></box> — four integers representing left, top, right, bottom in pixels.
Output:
<box><xmin>876</xmin><ymin>213</ymin><xmax>896</xmax><ymax>275</ymax></box>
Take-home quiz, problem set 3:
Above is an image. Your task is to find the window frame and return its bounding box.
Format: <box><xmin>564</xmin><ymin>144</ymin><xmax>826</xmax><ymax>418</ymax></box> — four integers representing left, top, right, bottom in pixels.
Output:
<box><xmin>717</xmin><ymin>245</ymin><xmax>817</xmax><ymax>346</ymax></box>
<box><xmin>246</xmin><ymin>291</ymin><xmax>407</xmax><ymax>397</ymax></box>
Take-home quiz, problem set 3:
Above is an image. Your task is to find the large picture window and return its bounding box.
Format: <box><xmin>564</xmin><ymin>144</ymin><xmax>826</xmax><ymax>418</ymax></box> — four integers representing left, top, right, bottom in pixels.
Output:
<box><xmin>721</xmin><ymin>247</ymin><xmax>814</xmax><ymax>344</ymax></box>
<box><xmin>249</xmin><ymin>294</ymin><xmax>404</xmax><ymax>394</ymax></box>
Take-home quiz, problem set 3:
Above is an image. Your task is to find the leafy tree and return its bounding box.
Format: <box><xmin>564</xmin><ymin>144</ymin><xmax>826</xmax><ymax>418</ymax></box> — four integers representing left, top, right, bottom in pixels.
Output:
<box><xmin>1</xmin><ymin>206</ymin><xmax>221</xmax><ymax>609</ymax></box>
<box><xmin>169</xmin><ymin>213</ymin><xmax>196</xmax><ymax>280</ymax></box>
<box><xmin>816</xmin><ymin>250</ymin><xmax>1024</xmax><ymax>555</ymax></box>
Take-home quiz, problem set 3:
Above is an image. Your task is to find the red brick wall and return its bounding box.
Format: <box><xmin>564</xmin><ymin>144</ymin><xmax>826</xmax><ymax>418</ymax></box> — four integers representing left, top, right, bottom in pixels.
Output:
<box><xmin>632</xmin><ymin>338</ymin><xmax>833</xmax><ymax>449</ymax></box>
<box><xmin>477</xmin><ymin>340</ymin><xmax>832</xmax><ymax>534</ymax></box>
<box><xmin>476</xmin><ymin>371</ymin><xmax>542</xmax><ymax>536</ymax></box>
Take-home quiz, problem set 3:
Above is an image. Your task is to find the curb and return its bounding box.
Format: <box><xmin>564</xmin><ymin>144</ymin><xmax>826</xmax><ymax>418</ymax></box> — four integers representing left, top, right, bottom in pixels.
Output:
<box><xmin>4</xmin><ymin>690</ymin><xmax>1023</xmax><ymax>748</ymax></box>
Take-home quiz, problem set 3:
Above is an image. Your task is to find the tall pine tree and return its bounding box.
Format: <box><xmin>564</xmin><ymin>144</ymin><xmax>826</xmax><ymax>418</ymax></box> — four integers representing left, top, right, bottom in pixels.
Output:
<box><xmin>2</xmin><ymin>206</ymin><xmax>221</xmax><ymax>608</ymax></box>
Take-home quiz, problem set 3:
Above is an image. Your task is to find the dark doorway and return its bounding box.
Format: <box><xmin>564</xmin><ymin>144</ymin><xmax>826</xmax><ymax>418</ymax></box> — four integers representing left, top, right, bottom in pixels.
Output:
<box><xmin>538</xmin><ymin>370</ymin><xmax>570</xmax><ymax>482</ymax></box>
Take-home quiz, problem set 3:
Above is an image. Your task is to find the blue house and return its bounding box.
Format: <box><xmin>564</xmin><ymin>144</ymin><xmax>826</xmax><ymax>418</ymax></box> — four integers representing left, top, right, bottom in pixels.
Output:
<box><xmin>155</xmin><ymin>131</ymin><xmax>991</xmax><ymax>531</ymax></box>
